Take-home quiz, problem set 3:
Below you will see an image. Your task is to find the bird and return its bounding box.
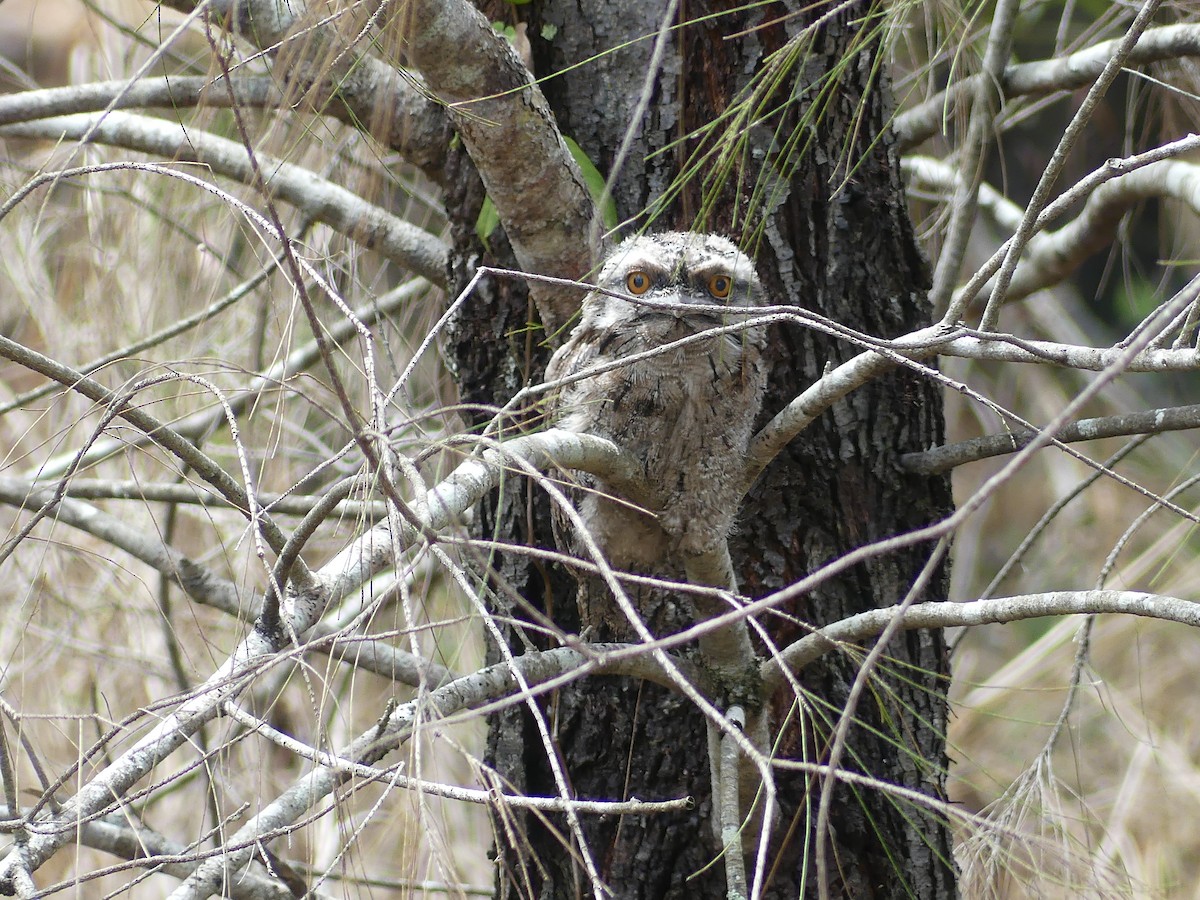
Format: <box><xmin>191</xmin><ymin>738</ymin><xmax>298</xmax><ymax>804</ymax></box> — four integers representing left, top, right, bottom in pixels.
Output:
<box><xmin>544</xmin><ymin>231</ymin><xmax>769</xmax><ymax>618</ymax></box>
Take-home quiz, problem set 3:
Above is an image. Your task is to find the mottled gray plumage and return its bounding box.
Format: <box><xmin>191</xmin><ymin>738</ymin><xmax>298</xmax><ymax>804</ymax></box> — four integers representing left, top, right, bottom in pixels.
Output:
<box><xmin>546</xmin><ymin>231</ymin><xmax>768</xmax><ymax>584</ymax></box>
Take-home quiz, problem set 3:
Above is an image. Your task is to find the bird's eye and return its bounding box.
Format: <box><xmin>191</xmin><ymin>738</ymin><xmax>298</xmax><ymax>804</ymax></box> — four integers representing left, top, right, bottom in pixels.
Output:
<box><xmin>626</xmin><ymin>271</ymin><xmax>651</xmax><ymax>295</ymax></box>
<box><xmin>707</xmin><ymin>274</ymin><xmax>732</xmax><ymax>299</ymax></box>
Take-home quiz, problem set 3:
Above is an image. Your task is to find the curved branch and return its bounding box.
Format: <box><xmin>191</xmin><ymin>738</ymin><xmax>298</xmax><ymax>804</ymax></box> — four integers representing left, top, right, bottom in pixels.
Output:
<box><xmin>394</xmin><ymin>0</ymin><xmax>599</xmax><ymax>334</ymax></box>
<box><xmin>168</xmin><ymin>642</ymin><xmax>692</xmax><ymax>898</ymax></box>
<box><xmin>761</xmin><ymin>590</ymin><xmax>1200</xmax><ymax>696</ymax></box>
<box><xmin>895</xmin><ymin>23</ymin><xmax>1200</xmax><ymax>151</ymax></box>
<box><xmin>899</xmin><ymin>403</ymin><xmax>1200</xmax><ymax>474</ymax></box>
<box><xmin>0</xmin><ymin>76</ymin><xmax>285</xmax><ymax>125</ymax></box>
<box><xmin>745</xmin><ymin>325</ymin><xmax>950</xmax><ymax>482</ymax></box>
<box><xmin>0</xmin><ymin>113</ymin><xmax>448</xmax><ymax>285</ymax></box>
<box><xmin>0</xmin><ymin>333</ymin><xmax>293</xmax><ymax>560</ymax></box>
<box><xmin>161</xmin><ymin>0</ymin><xmax>452</xmax><ymax>177</ymax></box>
<box><xmin>993</xmin><ymin>160</ymin><xmax>1200</xmax><ymax>306</ymax></box>
<box><xmin>908</xmin><ymin>150</ymin><xmax>1200</xmax><ymax>311</ymax></box>
<box><xmin>0</xmin><ymin>477</ymin><xmax>246</xmax><ymax>618</ymax></box>
<box><xmin>0</xmin><ymin>429</ymin><xmax>643</xmax><ymax>894</ymax></box>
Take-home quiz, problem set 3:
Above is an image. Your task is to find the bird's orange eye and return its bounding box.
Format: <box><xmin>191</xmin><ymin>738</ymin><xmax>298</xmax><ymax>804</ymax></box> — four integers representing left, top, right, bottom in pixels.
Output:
<box><xmin>708</xmin><ymin>274</ymin><xmax>732</xmax><ymax>299</ymax></box>
<box><xmin>626</xmin><ymin>271</ymin><xmax>651</xmax><ymax>295</ymax></box>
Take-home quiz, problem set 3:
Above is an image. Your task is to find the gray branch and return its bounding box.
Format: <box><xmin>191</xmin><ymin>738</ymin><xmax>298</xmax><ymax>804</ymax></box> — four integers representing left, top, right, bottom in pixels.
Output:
<box><xmin>761</xmin><ymin>590</ymin><xmax>1200</xmax><ymax>696</ymax></box>
<box><xmin>900</xmin><ymin>403</ymin><xmax>1200</xmax><ymax>474</ymax></box>
<box><xmin>896</xmin><ymin>23</ymin><xmax>1200</xmax><ymax>151</ymax></box>
<box><xmin>0</xmin><ymin>113</ymin><xmax>448</xmax><ymax>286</ymax></box>
<box><xmin>0</xmin><ymin>76</ymin><xmax>284</xmax><ymax>125</ymax></box>
<box><xmin>160</xmin><ymin>0</ymin><xmax>452</xmax><ymax>177</ymax></box>
<box><xmin>0</xmin><ymin>477</ymin><xmax>246</xmax><ymax>618</ymax></box>
<box><xmin>0</xmin><ymin>806</ymin><xmax>296</xmax><ymax>900</ymax></box>
<box><xmin>394</xmin><ymin>0</ymin><xmax>599</xmax><ymax>334</ymax></box>
<box><xmin>168</xmin><ymin>643</ymin><xmax>688</xmax><ymax>898</ymax></box>
<box><xmin>0</xmin><ymin>429</ymin><xmax>642</xmax><ymax>893</ymax></box>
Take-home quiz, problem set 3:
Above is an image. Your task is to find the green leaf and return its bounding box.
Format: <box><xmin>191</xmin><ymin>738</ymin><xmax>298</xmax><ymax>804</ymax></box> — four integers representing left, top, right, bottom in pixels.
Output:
<box><xmin>475</xmin><ymin>196</ymin><xmax>500</xmax><ymax>246</ymax></box>
<box><xmin>563</xmin><ymin>136</ymin><xmax>618</xmax><ymax>230</ymax></box>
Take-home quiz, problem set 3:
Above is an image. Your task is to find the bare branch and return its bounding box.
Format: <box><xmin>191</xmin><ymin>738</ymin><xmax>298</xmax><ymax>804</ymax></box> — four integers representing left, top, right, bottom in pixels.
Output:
<box><xmin>0</xmin><ymin>427</ymin><xmax>646</xmax><ymax>893</ymax></box>
<box><xmin>28</xmin><ymin>478</ymin><xmax>386</xmax><ymax>518</ymax></box>
<box><xmin>987</xmin><ymin>160</ymin><xmax>1200</xmax><ymax>307</ymax></box>
<box><xmin>924</xmin><ymin>131</ymin><xmax>1200</xmax><ymax>316</ymax></box>
<box><xmin>938</xmin><ymin>332</ymin><xmax>1200</xmax><ymax>371</ymax></box>
<box><xmin>895</xmin><ymin>23</ymin><xmax>1200</xmax><ymax>151</ymax></box>
<box><xmin>221</xmin><ymin>700</ymin><xmax>691</xmax><ymax>813</ymax></box>
<box><xmin>0</xmin><ymin>476</ymin><xmax>246</xmax><ymax>618</ymax></box>
<box><xmin>746</xmin><ymin>325</ymin><xmax>950</xmax><ymax>481</ymax></box>
<box><xmin>161</xmin><ymin>0</ymin><xmax>452</xmax><ymax>176</ymax></box>
<box><xmin>719</xmin><ymin>705</ymin><xmax>748</xmax><ymax>900</ymax></box>
<box><xmin>900</xmin><ymin>403</ymin><xmax>1200</xmax><ymax>474</ymax></box>
<box><xmin>0</xmin><ymin>76</ymin><xmax>285</xmax><ymax>124</ymax></box>
<box><xmin>973</xmin><ymin>0</ymin><xmax>1163</xmax><ymax>330</ymax></box>
<box><xmin>0</xmin><ymin>806</ymin><xmax>295</xmax><ymax>900</ymax></box>
<box><xmin>761</xmin><ymin>590</ymin><xmax>1200</xmax><ymax>696</ymax></box>
<box><xmin>394</xmin><ymin>0</ymin><xmax>599</xmax><ymax>334</ymax></box>
<box><xmin>926</xmin><ymin>0</ymin><xmax>1021</xmax><ymax>312</ymax></box>
<box><xmin>167</xmin><ymin>642</ymin><xmax>690</xmax><ymax>898</ymax></box>
<box><xmin>0</xmin><ymin>113</ymin><xmax>448</xmax><ymax>285</ymax></box>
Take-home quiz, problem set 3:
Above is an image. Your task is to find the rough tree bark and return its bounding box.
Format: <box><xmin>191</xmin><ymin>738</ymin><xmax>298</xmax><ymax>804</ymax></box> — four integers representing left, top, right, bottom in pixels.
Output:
<box><xmin>446</xmin><ymin>1</ymin><xmax>956</xmax><ymax>897</ymax></box>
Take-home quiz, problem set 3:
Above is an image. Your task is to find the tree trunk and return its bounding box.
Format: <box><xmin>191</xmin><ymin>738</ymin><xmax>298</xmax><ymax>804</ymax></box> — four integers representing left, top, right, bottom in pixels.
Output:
<box><xmin>449</xmin><ymin>1</ymin><xmax>957</xmax><ymax>896</ymax></box>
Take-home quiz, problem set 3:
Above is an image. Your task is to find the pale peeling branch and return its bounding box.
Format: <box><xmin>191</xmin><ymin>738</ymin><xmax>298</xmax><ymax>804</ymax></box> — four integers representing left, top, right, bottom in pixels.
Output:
<box><xmin>162</xmin><ymin>0</ymin><xmax>452</xmax><ymax>177</ymax></box>
<box><xmin>0</xmin><ymin>429</ymin><xmax>641</xmax><ymax>893</ymax></box>
<box><xmin>0</xmin><ymin>806</ymin><xmax>295</xmax><ymax>900</ymax></box>
<box><xmin>0</xmin><ymin>76</ymin><xmax>285</xmax><ymax>125</ymax></box>
<box><xmin>896</xmin><ymin>23</ymin><xmax>1200</xmax><ymax>151</ymax></box>
<box><xmin>169</xmin><ymin>643</ymin><xmax>689</xmax><ymax>898</ymax></box>
<box><xmin>0</xmin><ymin>477</ymin><xmax>246</xmax><ymax>618</ymax></box>
<box><xmin>0</xmin><ymin>113</ymin><xmax>448</xmax><ymax>285</ymax></box>
<box><xmin>992</xmin><ymin>159</ymin><xmax>1200</xmax><ymax>305</ymax></box>
<box><xmin>394</xmin><ymin>0</ymin><xmax>599</xmax><ymax>334</ymax></box>
<box><xmin>933</xmin><ymin>132</ymin><xmax>1200</xmax><ymax>317</ymax></box>
<box><xmin>900</xmin><ymin>402</ymin><xmax>1200</xmax><ymax>474</ymax></box>
<box><xmin>907</xmin><ymin>145</ymin><xmax>1200</xmax><ymax>320</ymax></box>
<box><xmin>746</xmin><ymin>325</ymin><xmax>950</xmax><ymax>482</ymax></box>
<box><xmin>761</xmin><ymin>591</ymin><xmax>1200</xmax><ymax>696</ymax></box>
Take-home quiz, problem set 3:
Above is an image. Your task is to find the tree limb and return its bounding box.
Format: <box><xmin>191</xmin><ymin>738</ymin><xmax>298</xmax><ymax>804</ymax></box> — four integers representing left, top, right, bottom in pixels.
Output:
<box><xmin>160</xmin><ymin>0</ymin><xmax>452</xmax><ymax>177</ymax></box>
<box><xmin>899</xmin><ymin>403</ymin><xmax>1200</xmax><ymax>474</ymax></box>
<box><xmin>167</xmin><ymin>642</ymin><xmax>691</xmax><ymax>898</ymax></box>
<box><xmin>761</xmin><ymin>590</ymin><xmax>1200</xmax><ymax>696</ymax></box>
<box><xmin>0</xmin><ymin>477</ymin><xmax>247</xmax><ymax>618</ymax></box>
<box><xmin>0</xmin><ymin>76</ymin><xmax>285</xmax><ymax>125</ymax></box>
<box><xmin>0</xmin><ymin>113</ymin><xmax>448</xmax><ymax>285</ymax></box>
<box><xmin>895</xmin><ymin>23</ymin><xmax>1200</xmax><ymax>151</ymax></box>
<box><xmin>393</xmin><ymin>0</ymin><xmax>599</xmax><ymax>334</ymax></box>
